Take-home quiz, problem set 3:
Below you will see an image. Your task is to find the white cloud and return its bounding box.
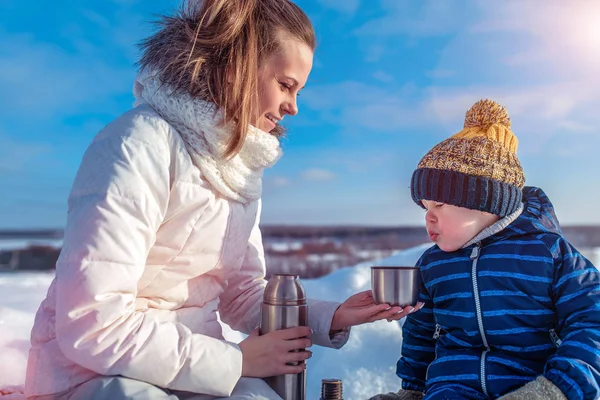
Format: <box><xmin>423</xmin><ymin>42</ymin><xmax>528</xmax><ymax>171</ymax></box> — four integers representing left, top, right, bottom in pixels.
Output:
<box><xmin>426</xmin><ymin>82</ymin><xmax>597</xmax><ymax>126</ymax></box>
<box><xmin>0</xmin><ymin>32</ymin><xmax>133</xmax><ymax>120</ymax></box>
<box><xmin>471</xmin><ymin>1</ymin><xmax>600</xmax><ymax>75</ymax></box>
<box><xmin>269</xmin><ymin>177</ymin><xmax>291</xmax><ymax>187</ymax></box>
<box><xmin>301</xmin><ymin>80</ymin><xmax>430</xmax><ymax>132</ymax></box>
<box><xmin>372</xmin><ymin>70</ymin><xmax>394</xmax><ymax>83</ymax></box>
<box><xmin>302</xmin><ymin>81</ymin><xmax>412</xmax><ymax>113</ymax></box>
<box><xmin>354</xmin><ymin>1</ymin><xmax>476</xmax><ymax>63</ymax></box>
<box><xmin>300</xmin><ymin>78</ymin><xmax>600</xmax><ymax>152</ymax></box>
<box><xmin>355</xmin><ymin>0</ymin><xmax>475</xmax><ymax>37</ymax></box>
<box><xmin>290</xmin><ymin>147</ymin><xmax>398</xmax><ymax>174</ymax></box>
<box><xmin>301</xmin><ymin>168</ymin><xmax>336</xmax><ymax>181</ymax></box>
<box><xmin>0</xmin><ymin>3</ymin><xmax>154</xmax><ymax>121</ymax></box>
<box><xmin>556</xmin><ymin>120</ymin><xmax>595</xmax><ymax>134</ymax></box>
<box><xmin>426</xmin><ymin>69</ymin><xmax>455</xmax><ymax>79</ymax></box>
<box><xmin>305</xmin><ymin>0</ymin><xmax>600</xmax><ymax>150</ymax></box>
<box><xmin>364</xmin><ymin>43</ymin><xmax>387</xmax><ymax>63</ymax></box>
<box><xmin>356</xmin><ymin>1</ymin><xmax>600</xmax><ymax>84</ymax></box>
<box><xmin>0</xmin><ymin>134</ymin><xmax>52</xmax><ymax>173</ymax></box>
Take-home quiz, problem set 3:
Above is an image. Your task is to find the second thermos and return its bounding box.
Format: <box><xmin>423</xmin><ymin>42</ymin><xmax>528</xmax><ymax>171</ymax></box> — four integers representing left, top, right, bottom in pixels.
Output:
<box><xmin>320</xmin><ymin>379</ymin><xmax>344</xmax><ymax>400</ymax></box>
<box><xmin>260</xmin><ymin>274</ymin><xmax>308</xmax><ymax>400</ymax></box>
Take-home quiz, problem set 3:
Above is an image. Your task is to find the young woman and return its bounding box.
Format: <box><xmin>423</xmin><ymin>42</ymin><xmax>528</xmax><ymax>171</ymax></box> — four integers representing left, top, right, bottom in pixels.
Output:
<box><xmin>25</xmin><ymin>1</ymin><xmax>418</xmax><ymax>399</ymax></box>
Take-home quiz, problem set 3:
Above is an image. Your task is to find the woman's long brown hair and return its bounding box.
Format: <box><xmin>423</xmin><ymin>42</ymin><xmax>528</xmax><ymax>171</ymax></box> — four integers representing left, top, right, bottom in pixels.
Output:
<box><xmin>138</xmin><ymin>0</ymin><xmax>316</xmax><ymax>158</ymax></box>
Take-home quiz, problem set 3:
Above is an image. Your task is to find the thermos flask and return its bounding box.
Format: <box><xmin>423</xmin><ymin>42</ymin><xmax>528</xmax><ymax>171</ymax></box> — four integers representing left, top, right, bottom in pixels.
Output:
<box><xmin>260</xmin><ymin>274</ymin><xmax>308</xmax><ymax>400</ymax></box>
<box><xmin>320</xmin><ymin>379</ymin><xmax>343</xmax><ymax>400</ymax></box>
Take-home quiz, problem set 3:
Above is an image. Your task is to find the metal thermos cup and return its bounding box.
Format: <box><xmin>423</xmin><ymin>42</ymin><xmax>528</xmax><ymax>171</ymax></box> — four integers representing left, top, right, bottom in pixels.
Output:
<box><xmin>260</xmin><ymin>274</ymin><xmax>308</xmax><ymax>400</ymax></box>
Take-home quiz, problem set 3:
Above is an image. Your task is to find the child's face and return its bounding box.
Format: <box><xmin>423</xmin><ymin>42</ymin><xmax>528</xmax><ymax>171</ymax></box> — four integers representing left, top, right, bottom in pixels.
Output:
<box><xmin>422</xmin><ymin>200</ymin><xmax>500</xmax><ymax>252</ymax></box>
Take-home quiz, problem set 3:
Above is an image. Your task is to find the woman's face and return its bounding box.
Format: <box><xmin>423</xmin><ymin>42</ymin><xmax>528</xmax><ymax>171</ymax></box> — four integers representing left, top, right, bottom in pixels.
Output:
<box><xmin>256</xmin><ymin>39</ymin><xmax>314</xmax><ymax>133</ymax></box>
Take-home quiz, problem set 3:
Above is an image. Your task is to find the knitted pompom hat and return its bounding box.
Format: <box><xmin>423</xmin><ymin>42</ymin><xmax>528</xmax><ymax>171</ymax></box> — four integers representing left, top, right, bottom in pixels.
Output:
<box><xmin>410</xmin><ymin>99</ymin><xmax>525</xmax><ymax>217</ymax></box>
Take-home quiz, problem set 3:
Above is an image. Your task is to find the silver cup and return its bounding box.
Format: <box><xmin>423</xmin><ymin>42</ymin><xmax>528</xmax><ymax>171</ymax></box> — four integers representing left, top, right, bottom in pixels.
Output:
<box><xmin>371</xmin><ymin>266</ymin><xmax>420</xmax><ymax>307</ymax></box>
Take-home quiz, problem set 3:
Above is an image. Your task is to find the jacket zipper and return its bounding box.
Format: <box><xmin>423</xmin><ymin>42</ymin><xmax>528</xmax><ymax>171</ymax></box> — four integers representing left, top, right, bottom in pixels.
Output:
<box><xmin>471</xmin><ymin>244</ymin><xmax>489</xmax><ymax>397</ymax></box>
<box><xmin>550</xmin><ymin>329</ymin><xmax>562</xmax><ymax>347</ymax></box>
<box><xmin>433</xmin><ymin>323</ymin><xmax>442</xmax><ymax>340</ymax></box>
<box><xmin>427</xmin><ymin>324</ymin><xmax>443</xmax><ymax>380</ymax></box>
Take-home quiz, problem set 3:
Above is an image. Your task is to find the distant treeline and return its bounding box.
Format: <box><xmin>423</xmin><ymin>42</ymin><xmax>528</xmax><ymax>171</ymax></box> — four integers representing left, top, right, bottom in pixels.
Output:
<box><xmin>0</xmin><ymin>229</ymin><xmax>63</xmax><ymax>239</ymax></box>
<box><xmin>2</xmin><ymin>225</ymin><xmax>600</xmax><ymax>247</ymax></box>
<box><xmin>264</xmin><ymin>225</ymin><xmax>600</xmax><ymax>248</ymax></box>
<box><xmin>2</xmin><ymin>226</ymin><xmax>600</xmax><ymax>274</ymax></box>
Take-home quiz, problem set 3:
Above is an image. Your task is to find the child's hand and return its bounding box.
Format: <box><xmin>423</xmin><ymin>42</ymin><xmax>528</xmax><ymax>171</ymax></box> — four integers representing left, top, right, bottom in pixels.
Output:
<box><xmin>330</xmin><ymin>290</ymin><xmax>424</xmax><ymax>331</ymax></box>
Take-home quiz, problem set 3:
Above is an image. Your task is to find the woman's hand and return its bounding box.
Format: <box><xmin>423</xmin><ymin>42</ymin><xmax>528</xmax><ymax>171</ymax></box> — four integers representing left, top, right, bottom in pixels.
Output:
<box><xmin>330</xmin><ymin>290</ymin><xmax>424</xmax><ymax>331</ymax></box>
<box><xmin>238</xmin><ymin>326</ymin><xmax>312</xmax><ymax>378</ymax></box>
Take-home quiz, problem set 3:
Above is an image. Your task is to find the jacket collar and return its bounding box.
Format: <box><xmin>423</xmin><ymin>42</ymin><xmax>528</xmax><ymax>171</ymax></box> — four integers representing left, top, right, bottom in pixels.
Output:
<box><xmin>462</xmin><ymin>186</ymin><xmax>562</xmax><ymax>249</ymax></box>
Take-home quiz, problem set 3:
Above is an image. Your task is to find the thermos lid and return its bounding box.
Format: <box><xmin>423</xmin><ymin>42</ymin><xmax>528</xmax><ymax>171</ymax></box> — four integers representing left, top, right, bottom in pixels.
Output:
<box><xmin>320</xmin><ymin>378</ymin><xmax>343</xmax><ymax>400</ymax></box>
<box><xmin>263</xmin><ymin>274</ymin><xmax>306</xmax><ymax>306</ymax></box>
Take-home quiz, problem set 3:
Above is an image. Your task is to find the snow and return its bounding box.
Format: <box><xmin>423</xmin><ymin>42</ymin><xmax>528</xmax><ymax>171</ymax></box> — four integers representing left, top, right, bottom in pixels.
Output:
<box><xmin>0</xmin><ymin>243</ymin><xmax>430</xmax><ymax>399</ymax></box>
<box><xmin>1</xmin><ymin>243</ymin><xmax>599</xmax><ymax>398</ymax></box>
<box><xmin>0</xmin><ymin>272</ymin><xmax>54</xmax><ymax>399</ymax></box>
<box><xmin>268</xmin><ymin>241</ymin><xmax>303</xmax><ymax>252</ymax></box>
<box><xmin>301</xmin><ymin>245</ymin><xmax>430</xmax><ymax>399</ymax></box>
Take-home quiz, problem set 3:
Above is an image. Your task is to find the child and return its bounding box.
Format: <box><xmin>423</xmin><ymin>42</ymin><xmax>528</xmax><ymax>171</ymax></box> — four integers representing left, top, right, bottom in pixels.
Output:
<box><xmin>385</xmin><ymin>100</ymin><xmax>600</xmax><ymax>400</ymax></box>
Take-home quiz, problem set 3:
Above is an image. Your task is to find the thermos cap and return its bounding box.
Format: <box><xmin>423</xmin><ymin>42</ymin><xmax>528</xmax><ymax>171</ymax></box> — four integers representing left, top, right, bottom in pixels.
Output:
<box><xmin>320</xmin><ymin>378</ymin><xmax>343</xmax><ymax>400</ymax></box>
<box><xmin>263</xmin><ymin>274</ymin><xmax>306</xmax><ymax>306</ymax></box>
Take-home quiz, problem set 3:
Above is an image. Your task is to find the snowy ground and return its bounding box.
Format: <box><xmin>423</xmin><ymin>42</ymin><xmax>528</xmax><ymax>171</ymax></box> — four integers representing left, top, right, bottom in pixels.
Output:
<box><xmin>2</xmin><ymin>244</ymin><xmax>598</xmax><ymax>399</ymax></box>
<box><xmin>0</xmin><ymin>244</ymin><xmax>430</xmax><ymax>399</ymax></box>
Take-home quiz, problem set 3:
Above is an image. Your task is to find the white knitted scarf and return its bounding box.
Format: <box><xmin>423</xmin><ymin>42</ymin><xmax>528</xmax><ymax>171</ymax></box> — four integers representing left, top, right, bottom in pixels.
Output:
<box><xmin>133</xmin><ymin>70</ymin><xmax>282</xmax><ymax>203</ymax></box>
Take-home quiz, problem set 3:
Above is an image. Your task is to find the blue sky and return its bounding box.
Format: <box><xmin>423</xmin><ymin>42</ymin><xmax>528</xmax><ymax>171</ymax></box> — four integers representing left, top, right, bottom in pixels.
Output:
<box><xmin>1</xmin><ymin>0</ymin><xmax>599</xmax><ymax>228</ymax></box>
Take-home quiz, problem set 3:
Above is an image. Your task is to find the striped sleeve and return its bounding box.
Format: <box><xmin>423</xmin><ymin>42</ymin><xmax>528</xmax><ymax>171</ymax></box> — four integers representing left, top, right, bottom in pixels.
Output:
<box><xmin>544</xmin><ymin>236</ymin><xmax>600</xmax><ymax>400</ymax></box>
<box><xmin>396</xmin><ymin>255</ymin><xmax>436</xmax><ymax>393</ymax></box>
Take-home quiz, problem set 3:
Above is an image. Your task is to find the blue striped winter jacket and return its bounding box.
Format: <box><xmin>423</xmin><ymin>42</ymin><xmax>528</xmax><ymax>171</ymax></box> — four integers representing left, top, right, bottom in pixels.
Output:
<box><xmin>396</xmin><ymin>187</ymin><xmax>600</xmax><ymax>399</ymax></box>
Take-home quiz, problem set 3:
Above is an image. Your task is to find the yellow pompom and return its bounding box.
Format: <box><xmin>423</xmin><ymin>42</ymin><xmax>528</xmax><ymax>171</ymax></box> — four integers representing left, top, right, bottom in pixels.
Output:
<box><xmin>464</xmin><ymin>99</ymin><xmax>511</xmax><ymax>130</ymax></box>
